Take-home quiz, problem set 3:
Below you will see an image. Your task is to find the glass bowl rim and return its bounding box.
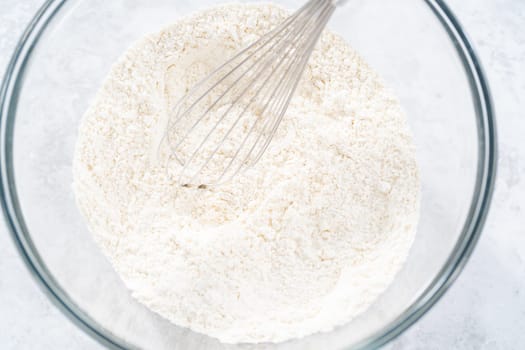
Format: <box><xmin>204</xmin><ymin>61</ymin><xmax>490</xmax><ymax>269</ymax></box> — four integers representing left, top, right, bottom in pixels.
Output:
<box><xmin>0</xmin><ymin>0</ymin><xmax>497</xmax><ymax>349</ymax></box>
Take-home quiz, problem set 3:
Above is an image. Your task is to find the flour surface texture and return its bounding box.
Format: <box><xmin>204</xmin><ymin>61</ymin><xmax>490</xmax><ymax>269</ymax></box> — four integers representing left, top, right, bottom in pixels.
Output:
<box><xmin>73</xmin><ymin>3</ymin><xmax>420</xmax><ymax>344</ymax></box>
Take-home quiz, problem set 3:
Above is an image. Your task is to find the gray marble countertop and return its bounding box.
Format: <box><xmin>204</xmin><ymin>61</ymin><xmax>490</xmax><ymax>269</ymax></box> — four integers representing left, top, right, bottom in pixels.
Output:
<box><xmin>1</xmin><ymin>0</ymin><xmax>524</xmax><ymax>349</ymax></box>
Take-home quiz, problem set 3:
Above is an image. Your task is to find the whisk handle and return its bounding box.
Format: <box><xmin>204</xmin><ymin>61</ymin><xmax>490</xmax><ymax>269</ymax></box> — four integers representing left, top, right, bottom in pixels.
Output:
<box><xmin>332</xmin><ymin>0</ymin><xmax>349</xmax><ymax>6</ymax></box>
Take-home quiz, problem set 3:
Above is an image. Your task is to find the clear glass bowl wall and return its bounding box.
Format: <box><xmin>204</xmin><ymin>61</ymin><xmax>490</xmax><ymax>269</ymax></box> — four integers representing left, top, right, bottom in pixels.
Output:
<box><xmin>0</xmin><ymin>0</ymin><xmax>496</xmax><ymax>349</ymax></box>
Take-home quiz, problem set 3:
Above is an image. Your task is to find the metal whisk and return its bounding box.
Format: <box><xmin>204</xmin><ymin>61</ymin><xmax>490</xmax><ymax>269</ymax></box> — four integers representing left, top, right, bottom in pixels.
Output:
<box><xmin>165</xmin><ymin>0</ymin><xmax>342</xmax><ymax>186</ymax></box>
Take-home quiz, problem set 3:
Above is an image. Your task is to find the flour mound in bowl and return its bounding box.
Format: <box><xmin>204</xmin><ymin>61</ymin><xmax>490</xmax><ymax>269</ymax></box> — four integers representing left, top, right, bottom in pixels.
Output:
<box><xmin>73</xmin><ymin>3</ymin><xmax>420</xmax><ymax>344</ymax></box>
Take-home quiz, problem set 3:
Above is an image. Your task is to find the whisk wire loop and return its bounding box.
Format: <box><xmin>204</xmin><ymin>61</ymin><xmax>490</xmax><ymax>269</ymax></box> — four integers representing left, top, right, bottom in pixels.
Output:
<box><xmin>165</xmin><ymin>0</ymin><xmax>336</xmax><ymax>186</ymax></box>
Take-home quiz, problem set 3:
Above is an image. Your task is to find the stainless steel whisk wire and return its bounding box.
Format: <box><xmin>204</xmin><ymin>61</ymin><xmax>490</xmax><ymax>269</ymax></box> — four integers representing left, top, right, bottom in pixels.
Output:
<box><xmin>164</xmin><ymin>0</ymin><xmax>338</xmax><ymax>186</ymax></box>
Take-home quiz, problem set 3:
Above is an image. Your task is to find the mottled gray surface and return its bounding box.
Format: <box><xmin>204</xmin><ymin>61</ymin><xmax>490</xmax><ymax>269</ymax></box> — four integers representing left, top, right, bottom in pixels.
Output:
<box><xmin>0</xmin><ymin>0</ymin><xmax>524</xmax><ymax>349</ymax></box>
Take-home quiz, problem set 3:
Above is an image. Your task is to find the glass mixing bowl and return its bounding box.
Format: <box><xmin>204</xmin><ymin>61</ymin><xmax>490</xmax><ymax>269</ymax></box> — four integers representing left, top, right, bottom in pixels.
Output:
<box><xmin>0</xmin><ymin>0</ymin><xmax>496</xmax><ymax>349</ymax></box>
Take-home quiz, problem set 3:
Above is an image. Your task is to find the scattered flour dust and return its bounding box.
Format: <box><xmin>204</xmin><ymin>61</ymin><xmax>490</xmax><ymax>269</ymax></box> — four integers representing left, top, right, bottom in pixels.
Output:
<box><xmin>73</xmin><ymin>2</ymin><xmax>420</xmax><ymax>344</ymax></box>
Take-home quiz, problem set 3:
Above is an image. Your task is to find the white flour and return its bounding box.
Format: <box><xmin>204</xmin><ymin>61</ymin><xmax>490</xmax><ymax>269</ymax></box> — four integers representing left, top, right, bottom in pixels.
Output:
<box><xmin>73</xmin><ymin>3</ymin><xmax>420</xmax><ymax>344</ymax></box>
